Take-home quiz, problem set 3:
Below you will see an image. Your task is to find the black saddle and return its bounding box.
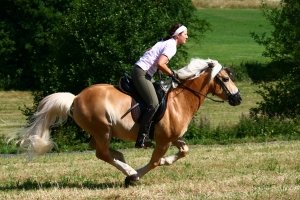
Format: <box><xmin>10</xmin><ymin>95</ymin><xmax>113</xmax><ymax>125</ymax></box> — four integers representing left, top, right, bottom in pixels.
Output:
<box><xmin>117</xmin><ymin>73</ymin><xmax>172</xmax><ymax>124</ymax></box>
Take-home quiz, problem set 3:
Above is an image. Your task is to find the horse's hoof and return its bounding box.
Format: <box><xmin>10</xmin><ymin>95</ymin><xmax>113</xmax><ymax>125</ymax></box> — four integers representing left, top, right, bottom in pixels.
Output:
<box><xmin>124</xmin><ymin>174</ymin><xmax>139</xmax><ymax>187</ymax></box>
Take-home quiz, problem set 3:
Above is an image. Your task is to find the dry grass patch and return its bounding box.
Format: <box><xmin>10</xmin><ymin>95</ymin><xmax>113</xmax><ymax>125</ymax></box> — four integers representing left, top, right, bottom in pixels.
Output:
<box><xmin>1</xmin><ymin>141</ymin><xmax>299</xmax><ymax>199</ymax></box>
<box><xmin>192</xmin><ymin>0</ymin><xmax>280</xmax><ymax>8</ymax></box>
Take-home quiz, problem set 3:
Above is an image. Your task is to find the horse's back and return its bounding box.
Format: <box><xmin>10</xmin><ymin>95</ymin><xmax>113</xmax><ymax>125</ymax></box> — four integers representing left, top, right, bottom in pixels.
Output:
<box><xmin>72</xmin><ymin>84</ymin><xmax>132</xmax><ymax>132</ymax></box>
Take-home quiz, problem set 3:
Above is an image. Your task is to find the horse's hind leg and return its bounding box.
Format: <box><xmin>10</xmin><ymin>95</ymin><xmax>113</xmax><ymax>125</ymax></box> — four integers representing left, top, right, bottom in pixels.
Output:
<box><xmin>109</xmin><ymin>148</ymin><xmax>126</xmax><ymax>163</ymax></box>
<box><xmin>92</xmin><ymin>128</ymin><xmax>138</xmax><ymax>178</ymax></box>
<box><xmin>95</xmin><ymin>144</ymin><xmax>138</xmax><ymax>177</ymax></box>
<box><xmin>90</xmin><ymin>137</ymin><xmax>125</xmax><ymax>162</ymax></box>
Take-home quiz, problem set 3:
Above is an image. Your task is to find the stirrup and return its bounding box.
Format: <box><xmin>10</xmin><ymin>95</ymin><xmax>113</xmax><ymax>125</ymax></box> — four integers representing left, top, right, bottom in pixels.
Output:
<box><xmin>135</xmin><ymin>134</ymin><xmax>153</xmax><ymax>149</ymax></box>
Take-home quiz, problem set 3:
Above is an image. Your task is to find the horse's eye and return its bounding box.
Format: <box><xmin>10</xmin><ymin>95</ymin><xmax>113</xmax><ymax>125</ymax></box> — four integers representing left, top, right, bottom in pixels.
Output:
<box><xmin>222</xmin><ymin>77</ymin><xmax>229</xmax><ymax>82</ymax></box>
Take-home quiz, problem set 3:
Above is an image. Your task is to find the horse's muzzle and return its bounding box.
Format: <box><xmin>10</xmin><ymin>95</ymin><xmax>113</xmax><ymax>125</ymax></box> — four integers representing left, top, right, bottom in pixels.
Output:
<box><xmin>228</xmin><ymin>92</ymin><xmax>242</xmax><ymax>106</ymax></box>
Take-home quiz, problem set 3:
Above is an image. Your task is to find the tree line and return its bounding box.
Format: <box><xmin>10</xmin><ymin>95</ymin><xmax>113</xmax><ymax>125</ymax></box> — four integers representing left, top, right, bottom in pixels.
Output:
<box><xmin>0</xmin><ymin>0</ymin><xmax>207</xmax><ymax>93</ymax></box>
<box><xmin>250</xmin><ymin>0</ymin><xmax>300</xmax><ymax>118</ymax></box>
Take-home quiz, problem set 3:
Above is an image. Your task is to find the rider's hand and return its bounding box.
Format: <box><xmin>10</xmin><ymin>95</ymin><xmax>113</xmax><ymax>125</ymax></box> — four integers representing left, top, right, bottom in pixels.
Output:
<box><xmin>170</xmin><ymin>70</ymin><xmax>181</xmax><ymax>84</ymax></box>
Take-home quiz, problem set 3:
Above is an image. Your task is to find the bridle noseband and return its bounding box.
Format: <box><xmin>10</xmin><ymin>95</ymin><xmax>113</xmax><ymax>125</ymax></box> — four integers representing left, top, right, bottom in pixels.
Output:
<box><xmin>214</xmin><ymin>75</ymin><xmax>233</xmax><ymax>98</ymax></box>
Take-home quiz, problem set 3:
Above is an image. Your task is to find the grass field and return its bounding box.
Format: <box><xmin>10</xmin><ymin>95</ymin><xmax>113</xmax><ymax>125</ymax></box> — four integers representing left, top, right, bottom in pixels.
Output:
<box><xmin>197</xmin><ymin>81</ymin><xmax>260</xmax><ymax>127</ymax></box>
<box><xmin>0</xmin><ymin>91</ymin><xmax>33</xmax><ymax>136</ymax></box>
<box><xmin>186</xmin><ymin>8</ymin><xmax>267</xmax><ymax>126</ymax></box>
<box><xmin>0</xmin><ymin>141</ymin><xmax>299</xmax><ymax>199</ymax></box>
<box><xmin>192</xmin><ymin>0</ymin><xmax>280</xmax><ymax>8</ymax></box>
<box><xmin>187</xmin><ymin>8</ymin><xmax>273</xmax><ymax>65</ymax></box>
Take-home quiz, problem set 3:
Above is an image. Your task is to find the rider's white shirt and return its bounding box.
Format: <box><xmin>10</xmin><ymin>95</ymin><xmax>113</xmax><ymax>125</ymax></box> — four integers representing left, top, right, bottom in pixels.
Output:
<box><xmin>135</xmin><ymin>38</ymin><xmax>177</xmax><ymax>77</ymax></box>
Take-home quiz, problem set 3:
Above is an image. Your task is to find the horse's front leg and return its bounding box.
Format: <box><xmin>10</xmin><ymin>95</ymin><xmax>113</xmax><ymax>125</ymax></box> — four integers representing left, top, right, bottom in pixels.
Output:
<box><xmin>159</xmin><ymin>138</ymin><xmax>189</xmax><ymax>166</ymax></box>
<box><xmin>125</xmin><ymin>142</ymin><xmax>171</xmax><ymax>187</ymax></box>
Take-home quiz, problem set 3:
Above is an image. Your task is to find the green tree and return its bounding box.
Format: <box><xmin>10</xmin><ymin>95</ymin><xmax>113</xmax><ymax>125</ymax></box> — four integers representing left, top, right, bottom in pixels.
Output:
<box><xmin>0</xmin><ymin>0</ymin><xmax>72</xmax><ymax>89</ymax></box>
<box><xmin>251</xmin><ymin>0</ymin><xmax>300</xmax><ymax>118</ymax></box>
<box><xmin>36</xmin><ymin>0</ymin><xmax>208</xmax><ymax>96</ymax></box>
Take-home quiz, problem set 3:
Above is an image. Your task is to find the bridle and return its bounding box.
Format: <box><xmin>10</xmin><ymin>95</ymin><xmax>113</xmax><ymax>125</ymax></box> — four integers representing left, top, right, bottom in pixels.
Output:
<box><xmin>179</xmin><ymin>82</ymin><xmax>225</xmax><ymax>103</ymax></box>
<box><xmin>177</xmin><ymin>68</ymin><xmax>235</xmax><ymax>104</ymax></box>
<box><xmin>214</xmin><ymin>75</ymin><xmax>234</xmax><ymax>99</ymax></box>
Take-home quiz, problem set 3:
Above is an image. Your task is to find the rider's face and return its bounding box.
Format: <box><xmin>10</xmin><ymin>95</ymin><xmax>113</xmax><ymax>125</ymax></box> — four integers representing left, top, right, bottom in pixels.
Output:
<box><xmin>177</xmin><ymin>31</ymin><xmax>188</xmax><ymax>45</ymax></box>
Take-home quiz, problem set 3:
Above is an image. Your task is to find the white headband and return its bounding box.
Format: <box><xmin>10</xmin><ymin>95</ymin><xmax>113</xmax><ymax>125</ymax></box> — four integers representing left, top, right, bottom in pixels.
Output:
<box><xmin>172</xmin><ymin>25</ymin><xmax>187</xmax><ymax>37</ymax></box>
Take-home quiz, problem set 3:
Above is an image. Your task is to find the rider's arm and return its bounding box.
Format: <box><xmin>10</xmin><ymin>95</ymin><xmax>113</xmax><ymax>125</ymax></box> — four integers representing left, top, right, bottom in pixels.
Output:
<box><xmin>157</xmin><ymin>55</ymin><xmax>173</xmax><ymax>76</ymax></box>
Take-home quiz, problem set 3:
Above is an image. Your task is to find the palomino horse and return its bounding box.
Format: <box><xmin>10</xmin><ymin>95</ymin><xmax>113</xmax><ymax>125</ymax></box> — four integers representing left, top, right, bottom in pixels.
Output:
<box><xmin>19</xmin><ymin>58</ymin><xmax>241</xmax><ymax>187</ymax></box>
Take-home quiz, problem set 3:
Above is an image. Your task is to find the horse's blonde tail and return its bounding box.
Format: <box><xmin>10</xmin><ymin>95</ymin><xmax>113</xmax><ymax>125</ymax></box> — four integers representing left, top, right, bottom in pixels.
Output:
<box><xmin>20</xmin><ymin>92</ymin><xmax>75</xmax><ymax>155</ymax></box>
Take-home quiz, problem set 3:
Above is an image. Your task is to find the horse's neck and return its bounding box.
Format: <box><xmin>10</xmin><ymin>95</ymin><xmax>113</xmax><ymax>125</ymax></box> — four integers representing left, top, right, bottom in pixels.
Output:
<box><xmin>170</xmin><ymin>72</ymin><xmax>212</xmax><ymax>117</ymax></box>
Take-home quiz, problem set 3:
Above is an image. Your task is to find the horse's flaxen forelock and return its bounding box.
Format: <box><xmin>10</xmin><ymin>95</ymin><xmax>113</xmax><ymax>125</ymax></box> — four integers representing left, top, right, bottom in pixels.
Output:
<box><xmin>176</xmin><ymin>58</ymin><xmax>222</xmax><ymax>80</ymax></box>
<box><xmin>210</xmin><ymin>62</ymin><xmax>223</xmax><ymax>79</ymax></box>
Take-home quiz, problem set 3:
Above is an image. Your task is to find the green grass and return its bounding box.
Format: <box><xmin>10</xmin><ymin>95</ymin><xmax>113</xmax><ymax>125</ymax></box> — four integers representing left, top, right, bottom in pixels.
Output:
<box><xmin>185</xmin><ymin>8</ymin><xmax>270</xmax><ymax>127</ymax></box>
<box><xmin>192</xmin><ymin>0</ymin><xmax>280</xmax><ymax>8</ymax></box>
<box><xmin>0</xmin><ymin>141</ymin><xmax>299</xmax><ymax>199</ymax></box>
<box><xmin>0</xmin><ymin>91</ymin><xmax>33</xmax><ymax>137</ymax></box>
<box><xmin>197</xmin><ymin>81</ymin><xmax>261</xmax><ymax>127</ymax></box>
<box><xmin>187</xmin><ymin>8</ymin><xmax>273</xmax><ymax>65</ymax></box>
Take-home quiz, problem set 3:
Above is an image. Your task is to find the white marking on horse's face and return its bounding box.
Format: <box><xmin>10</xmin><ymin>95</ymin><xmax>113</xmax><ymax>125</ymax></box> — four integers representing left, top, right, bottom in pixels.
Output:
<box><xmin>218</xmin><ymin>69</ymin><xmax>239</xmax><ymax>95</ymax></box>
<box><xmin>226</xmin><ymin>80</ymin><xmax>239</xmax><ymax>94</ymax></box>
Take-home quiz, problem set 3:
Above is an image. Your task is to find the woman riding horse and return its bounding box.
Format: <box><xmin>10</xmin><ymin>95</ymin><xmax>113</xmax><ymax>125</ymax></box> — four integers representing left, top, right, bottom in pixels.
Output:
<box><xmin>132</xmin><ymin>23</ymin><xmax>188</xmax><ymax>148</ymax></box>
<box><xmin>19</xmin><ymin>58</ymin><xmax>241</xmax><ymax>187</ymax></box>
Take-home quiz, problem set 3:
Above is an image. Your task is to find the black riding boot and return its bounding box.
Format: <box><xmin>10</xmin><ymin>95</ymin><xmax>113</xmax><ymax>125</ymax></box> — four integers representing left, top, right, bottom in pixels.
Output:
<box><xmin>135</xmin><ymin>122</ymin><xmax>153</xmax><ymax>148</ymax></box>
<box><xmin>135</xmin><ymin>107</ymin><xmax>155</xmax><ymax>148</ymax></box>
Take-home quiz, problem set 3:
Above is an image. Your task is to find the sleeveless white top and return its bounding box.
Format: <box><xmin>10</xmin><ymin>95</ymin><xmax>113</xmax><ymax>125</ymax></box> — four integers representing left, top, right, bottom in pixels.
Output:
<box><xmin>135</xmin><ymin>38</ymin><xmax>177</xmax><ymax>77</ymax></box>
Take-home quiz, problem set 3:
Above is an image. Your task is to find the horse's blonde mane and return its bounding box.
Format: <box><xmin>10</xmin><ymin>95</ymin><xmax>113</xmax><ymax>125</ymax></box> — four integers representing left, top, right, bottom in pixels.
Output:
<box><xmin>175</xmin><ymin>58</ymin><xmax>222</xmax><ymax>80</ymax></box>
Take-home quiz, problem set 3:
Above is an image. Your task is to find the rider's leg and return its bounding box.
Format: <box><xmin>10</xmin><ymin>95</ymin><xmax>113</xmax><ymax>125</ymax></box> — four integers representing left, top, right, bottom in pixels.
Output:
<box><xmin>132</xmin><ymin>66</ymin><xmax>159</xmax><ymax>148</ymax></box>
<box><xmin>135</xmin><ymin>106</ymin><xmax>156</xmax><ymax>148</ymax></box>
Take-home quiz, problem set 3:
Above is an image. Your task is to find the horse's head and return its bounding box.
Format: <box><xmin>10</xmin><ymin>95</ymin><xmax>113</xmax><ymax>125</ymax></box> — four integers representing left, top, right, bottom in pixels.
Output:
<box><xmin>210</xmin><ymin>66</ymin><xmax>242</xmax><ymax>106</ymax></box>
<box><xmin>176</xmin><ymin>58</ymin><xmax>242</xmax><ymax>106</ymax></box>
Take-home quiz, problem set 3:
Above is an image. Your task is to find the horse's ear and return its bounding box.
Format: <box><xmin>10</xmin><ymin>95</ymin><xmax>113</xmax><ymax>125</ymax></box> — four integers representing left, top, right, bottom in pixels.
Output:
<box><xmin>208</xmin><ymin>62</ymin><xmax>214</xmax><ymax>68</ymax></box>
<box><xmin>224</xmin><ymin>67</ymin><xmax>236</xmax><ymax>82</ymax></box>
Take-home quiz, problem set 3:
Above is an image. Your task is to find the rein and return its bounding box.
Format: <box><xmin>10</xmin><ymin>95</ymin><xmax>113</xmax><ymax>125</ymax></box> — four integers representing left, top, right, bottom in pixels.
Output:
<box><xmin>178</xmin><ymin>82</ymin><xmax>225</xmax><ymax>103</ymax></box>
<box><xmin>179</xmin><ymin>77</ymin><xmax>225</xmax><ymax>103</ymax></box>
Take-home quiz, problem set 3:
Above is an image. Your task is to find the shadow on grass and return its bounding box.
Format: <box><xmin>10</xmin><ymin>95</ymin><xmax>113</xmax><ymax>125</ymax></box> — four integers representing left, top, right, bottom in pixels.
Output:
<box><xmin>0</xmin><ymin>178</ymin><xmax>124</xmax><ymax>191</ymax></box>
